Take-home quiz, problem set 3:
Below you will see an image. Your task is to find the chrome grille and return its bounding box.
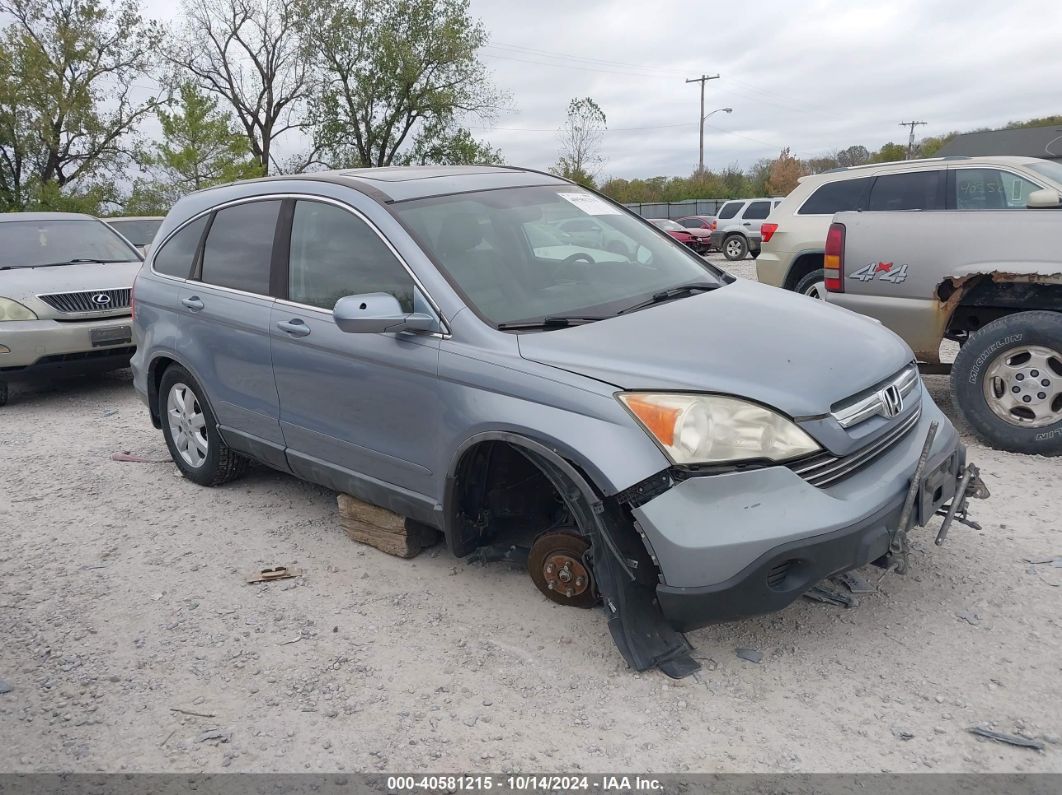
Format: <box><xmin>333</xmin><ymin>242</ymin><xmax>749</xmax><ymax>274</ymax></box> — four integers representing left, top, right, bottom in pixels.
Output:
<box><xmin>831</xmin><ymin>364</ymin><xmax>920</xmax><ymax>428</ymax></box>
<box><xmin>789</xmin><ymin>405</ymin><xmax>922</xmax><ymax>488</ymax></box>
<box><xmin>38</xmin><ymin>288</ymin><xmax>131</xmax><ymax>314</ymax></box>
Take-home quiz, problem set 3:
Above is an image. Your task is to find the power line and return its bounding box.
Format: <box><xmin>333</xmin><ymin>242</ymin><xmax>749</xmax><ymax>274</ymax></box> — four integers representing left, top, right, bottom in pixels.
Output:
<box><xmin>899</xmin><ymin>120</ymin><xmax>928</xmax><ymax>158</ymax></box>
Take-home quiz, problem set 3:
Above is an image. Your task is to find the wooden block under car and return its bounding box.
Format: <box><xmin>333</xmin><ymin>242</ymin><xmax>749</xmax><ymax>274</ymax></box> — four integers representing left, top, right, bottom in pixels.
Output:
<box><xmin>336</xmin><ymin>493</ymin><xmax>440</xmax><ymax>558</ymax></box>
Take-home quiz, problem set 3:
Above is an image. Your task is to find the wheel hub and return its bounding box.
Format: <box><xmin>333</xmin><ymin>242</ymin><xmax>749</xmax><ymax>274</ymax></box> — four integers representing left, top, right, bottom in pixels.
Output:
<box><xmin>528</xmin><ymin>530</ymin><xmax>597</xmax><ymax>608</ymax></box>
<box><xmin>983</xmin><ymin>344</ymin><xmax>1062</xmax><ymax>428</ymax></box>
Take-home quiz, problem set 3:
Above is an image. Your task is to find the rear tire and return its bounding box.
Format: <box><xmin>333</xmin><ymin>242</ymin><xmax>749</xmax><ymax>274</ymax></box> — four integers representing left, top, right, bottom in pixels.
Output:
<box><xmin>0</xmin><ymin>381</ymin><xmax>7</xmax><ymax>407</ymax></box>
<box><xmin>795</xmin><ymin>269</ymin><xmax>827</xmax><ymax>300</ymax></box>
<box><xmin>950</xmin><ymin>311</ymin><xmax>1062</xmax><ymax>456</ymax></box>
<box><xmin>158</xmin><ymin>364</ymin><xmax>248</xmax><ymax>485</ymax></box>
<box><xmin>722</xmin><ymin>234</ymin><xmax>748</xmax><ymax>261</ymax></box>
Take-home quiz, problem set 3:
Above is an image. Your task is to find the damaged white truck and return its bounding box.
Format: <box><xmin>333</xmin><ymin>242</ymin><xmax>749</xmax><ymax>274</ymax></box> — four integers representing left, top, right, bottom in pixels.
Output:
<box><xmin>826</xmin><ymin>179</ymin><xmax>1062</xmax><ymax>455</ymax></box>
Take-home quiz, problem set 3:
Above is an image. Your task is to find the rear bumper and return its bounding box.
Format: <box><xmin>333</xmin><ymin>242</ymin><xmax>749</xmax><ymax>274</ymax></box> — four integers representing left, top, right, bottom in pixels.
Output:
<box><xmin>754</xmin><ymin>249</ymin><xmax>790</xmax><ymax>287</ymax></box>
<box><xmin>631</xmin><ymin>393</ymin><xmax>965</xmax><ymax>631</ymax></box>
<box><xmin>0</xmin><ymin>316</ymin><xmax>134</xmax><ymax>379</ymax></box>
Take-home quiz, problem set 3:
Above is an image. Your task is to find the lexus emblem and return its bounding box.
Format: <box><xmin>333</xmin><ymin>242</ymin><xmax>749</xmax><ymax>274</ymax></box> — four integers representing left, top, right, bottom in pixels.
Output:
<box><xmin>92</xmin><ymin>293</ymin><xmax>112</xmax><ymax>306</ymax></box>
<box><xmin>880</xmin><ymin>384</ymin><xmax>904</xmax><ymax>418</ymax></box>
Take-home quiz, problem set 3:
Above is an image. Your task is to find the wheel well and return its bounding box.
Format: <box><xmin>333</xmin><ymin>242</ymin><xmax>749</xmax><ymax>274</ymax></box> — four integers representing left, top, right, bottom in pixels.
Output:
<box><xmin>783</xmin><ymin>252</ymin><xmax>824</xmax><ymax>291</ymax></box>
<box><xmin>147</xmin><ymin>356</ymin><xmax>176</xmax><ymax>428</ymax></box>
<box><xmin>447</xmin><ymin>441</ymin><xmax>571</xmax><ymax>557</ymax></box>
<box><xmin>945</xmin><ymin>278</ymin><xmax>1062</xmax><ymax>338</ymax></box>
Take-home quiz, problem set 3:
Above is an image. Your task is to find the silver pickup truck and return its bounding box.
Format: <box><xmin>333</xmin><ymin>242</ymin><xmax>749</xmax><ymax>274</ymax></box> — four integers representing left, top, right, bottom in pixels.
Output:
<box><xmin>826</xmin><ymin>190</ymin><xmax>1062</xmax><ymax>456</ymax></box>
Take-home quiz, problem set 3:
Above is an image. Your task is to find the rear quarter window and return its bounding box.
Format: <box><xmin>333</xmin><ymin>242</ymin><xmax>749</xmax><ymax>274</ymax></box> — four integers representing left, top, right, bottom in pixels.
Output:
<box><xmin>199</xmin><ymin>201</ymin><xmax>281</xmax><ymax>294</ymax></box>
<box><xmin>152</xmin><ymin>216</ymin><xmax>209</xmax><ymax>279</ymax></box>
<box><xmin>798</xmin><ymin>177</ymin><xmax>873</xmax><ymax>215</ymax></box>
<box><xmin>717</xmin><ymin>202</ymin><xmax>743</xmax><ymax>220</ymax></box>
<box><xmin>742</xmin><ymin>201</ymin><xmax>772</xmax><ymax>220</ymax></box>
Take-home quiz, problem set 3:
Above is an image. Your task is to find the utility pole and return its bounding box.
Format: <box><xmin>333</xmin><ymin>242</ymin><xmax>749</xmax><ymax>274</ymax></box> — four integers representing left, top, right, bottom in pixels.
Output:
<box><xmin>686</xmin><ymin>73</ymin><xmax>720</xmax><ymax>172</ymax></box>
<box><xmin>899</xmin><ymin>120</ymin><xmax>927</xmax><ymax>159</ymax></box>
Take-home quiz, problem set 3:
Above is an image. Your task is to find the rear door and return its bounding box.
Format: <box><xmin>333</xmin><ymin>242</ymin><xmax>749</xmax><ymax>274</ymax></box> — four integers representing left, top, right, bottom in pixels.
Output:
<box><xmin>269</xmin><ymin>198</ymin><xmax>442</xmax><ymax>502</ymax></box>
<box><xmin>178</xmin><ymin>198</ymin><xmax>286</xmax><ymax>465</ymax></box>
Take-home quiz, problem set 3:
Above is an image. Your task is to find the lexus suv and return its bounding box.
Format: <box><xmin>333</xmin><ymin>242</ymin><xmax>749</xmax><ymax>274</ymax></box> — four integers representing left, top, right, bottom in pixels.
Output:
<box><xmin>0</xmin><ymin>212</ymin><xmax>143</xmax><ymax>406</ymax></box>
<box><xmin>131</xmin><ymin>166</ymin><xmax>984</xmax><ymax>676</ymax></box>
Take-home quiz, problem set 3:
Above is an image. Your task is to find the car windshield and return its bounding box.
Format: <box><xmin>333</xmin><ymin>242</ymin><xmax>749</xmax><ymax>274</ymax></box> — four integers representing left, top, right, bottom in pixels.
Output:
<box><xmin>107</xmin><ymin>218</ymin><xmax>163</xmax><ymax>246</ymax></box>
<box><xmin>651</xmin><ymin>219</ymin><xmax>683</xmax><ymax>231</ymax></box>
<box><xmin>1027</xmin><ymin>160</ymin><xmax>1062</xmax><ymax>187</ymax></box>
<box><xmin>394</xmin><ymin>185</ymin><xmax>725</xmax><ymax>326</ymax></box>
<box><xmin>0</xmin><ymin>219</ymin><xmax>141</xmax><ymax>267</ymax></box>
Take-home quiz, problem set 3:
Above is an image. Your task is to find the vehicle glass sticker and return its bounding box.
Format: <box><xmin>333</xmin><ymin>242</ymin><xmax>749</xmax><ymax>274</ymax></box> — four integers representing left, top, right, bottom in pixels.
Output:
<box><xmin>557</xmin><ymin>191</ymin><xmax>622</xmax><ymax>215</ymax></box>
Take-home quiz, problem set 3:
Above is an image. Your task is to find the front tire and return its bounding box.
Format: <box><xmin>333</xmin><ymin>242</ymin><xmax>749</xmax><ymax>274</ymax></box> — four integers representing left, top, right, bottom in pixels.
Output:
<box><xmin>722</xmin><ymin>234</ymin><xmax>748</xmax><ymax>261</ymax></box>
<box><xmin>158</xmin><ymin>365</ymin><xmax>247</xmax><ymax>485</ymax></box>
<box><xmin>951</xmin><ymin>311</ymin><xmax>1062</xmax><ymax>456</ymax></box>
<box><xmin>795</xmin><ymin>269</ymin><xmax>827</xmax><ymax>300</ymax></box>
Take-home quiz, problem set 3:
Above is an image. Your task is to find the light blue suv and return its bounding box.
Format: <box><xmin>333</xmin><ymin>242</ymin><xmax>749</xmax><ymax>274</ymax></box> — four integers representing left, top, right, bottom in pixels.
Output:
<box><xmin>131</xmin><ymin>166</ymin><xmax>985</xmax><ymax>676</ymax></box>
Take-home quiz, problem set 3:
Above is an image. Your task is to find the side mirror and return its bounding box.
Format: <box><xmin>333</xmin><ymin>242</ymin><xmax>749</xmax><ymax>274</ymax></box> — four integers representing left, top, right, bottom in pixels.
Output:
<box><xmin>1027</xmin><ymin>188</ymin><xmax>1062</xmax><ymax>209</ymax></box>
<box><xmin>333</xmin><ymin>293</ymin><xmax>439</xmax><ymax>334</ymax></box>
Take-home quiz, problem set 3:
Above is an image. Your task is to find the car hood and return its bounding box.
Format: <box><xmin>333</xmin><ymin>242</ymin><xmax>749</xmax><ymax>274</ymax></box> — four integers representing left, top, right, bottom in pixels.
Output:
<box><xmin>685</xmin><ymin>228</ymin><xmax>710</xmax><ymax>238</ymax></box>
<box><xmin>517</xmin><ymin>279</ymin><xmax>912</xmax><ymax>418</ymax></box>
<box><xmin>0</xmin><ymin>260</ymin><xmax>141</xmax><ymax>304</ymax></box>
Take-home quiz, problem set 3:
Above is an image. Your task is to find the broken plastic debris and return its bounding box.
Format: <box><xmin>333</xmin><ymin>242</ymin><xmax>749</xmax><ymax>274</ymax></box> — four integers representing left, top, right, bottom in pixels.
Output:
<box><xmin>246</xmin><ymin>566</ymin><xmax>301</xmax><ymax>584</ymax></box>
<box><xmin>735</xmin><ymin>648</ymin><xmax>763</xmax><ymax>664</ymax></box>
<box><xmin>111</xmin><ymin>451</ymin><xmax>169</xmax><ymax>463</ymax></box>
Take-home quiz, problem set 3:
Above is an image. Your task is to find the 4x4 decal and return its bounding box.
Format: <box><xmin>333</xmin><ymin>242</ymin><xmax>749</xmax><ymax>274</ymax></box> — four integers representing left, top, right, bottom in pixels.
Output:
<box><xmin>850</xmin><ymin>261</ymin><xmax>909</xmax><ymax>284</ymax></box>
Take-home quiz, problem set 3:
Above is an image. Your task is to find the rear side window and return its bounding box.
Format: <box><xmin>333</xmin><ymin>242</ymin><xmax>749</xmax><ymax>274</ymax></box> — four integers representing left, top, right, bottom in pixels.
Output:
<box><xmin>717</xmin><ymin>202</ymin><xmax>742</xmax><ymax>220</ymax></box>
<box><xmin>868</xmin><ymin>171</ymin><xmax>944</xmax><ymax>211</ymax></box>
<box><xmin>742</xmin><ymin>200</ymin><xmax>772</xmax><ymax>220</ymax></box>
<box><xmin>799</xmin><ymin>177</ymin><xmax>872</xmax><ymax>214</ymax></box>
<box><xmin>153</xmin><ymin>216</ymin><xmax>208</xmax><ymax>278</ymax></box>
<box><xmin>678</xmin><ymin>218</ymin><xmax>701</xmax><ymax>228</ymax></box>
<box><xmin>288</xmin><ymin>201</ymin><xmax>414</xmax><ymax>312</ymax></box>
<box><xmin>200</xmin><ymin>201</ymin><xmax>281</xmax><ymax>294</ymax></box>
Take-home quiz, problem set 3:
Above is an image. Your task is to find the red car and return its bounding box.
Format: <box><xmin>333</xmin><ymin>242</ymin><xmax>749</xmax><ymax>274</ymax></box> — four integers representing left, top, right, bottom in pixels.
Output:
<box><xmin>648</xmin><ymin>218</ymin><xmax>711</xmax><ymax>254</ymax></box>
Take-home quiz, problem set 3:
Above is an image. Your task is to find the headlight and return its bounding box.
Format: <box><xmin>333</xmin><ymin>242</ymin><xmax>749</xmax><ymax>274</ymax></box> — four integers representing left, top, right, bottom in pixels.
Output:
<box><xmin>0</xmin><ymin>297</ymin><xmax>37</xmax><ymax>321</ymax></box>
<box><xmin>618</xmin><ymin>393</ymin><xmax>821</xmax><ymax>465</ymax></box>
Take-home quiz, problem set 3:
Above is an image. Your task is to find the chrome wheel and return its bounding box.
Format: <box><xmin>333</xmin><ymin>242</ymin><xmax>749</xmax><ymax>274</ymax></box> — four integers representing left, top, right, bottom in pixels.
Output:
<box><xmin>167</xmin><ymin>382</ymin><xmax>208</xmax><ymax>467</ymax></box>
<box><xmin>982</xmin><ymin>344</ymin><xmax>1062</xmax><ymax>428</ymax></box>
<box><xmin>802</xmin><ymin>281</ymin><xmax>827</xmax><ymax>300</ymax></box>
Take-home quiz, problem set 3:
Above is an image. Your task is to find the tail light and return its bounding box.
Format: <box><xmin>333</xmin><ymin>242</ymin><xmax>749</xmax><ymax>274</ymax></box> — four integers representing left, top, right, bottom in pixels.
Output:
<box><xmin>824</xmin><ymin>223</ymin><xmax>845</xmax><ymax>292</ymax></box>
<box><xmin>130</xmin><ymin>274</ymin><xmax>138</xmax><ymax>320</ymax></box>
<box><xmin>761</xmin><ymin>222</ymin><xmax>778</xmax><ymax>243</ymax></box>
<box><xmin>709</xmin><ymin>220</ymin><xmax>717</xmax><ymax>232</ymax></box>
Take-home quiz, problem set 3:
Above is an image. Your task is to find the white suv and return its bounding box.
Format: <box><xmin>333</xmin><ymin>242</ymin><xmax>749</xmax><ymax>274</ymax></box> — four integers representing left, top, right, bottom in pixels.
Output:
<box><xmin>756</xmin><ymin>156</ymin><xmax>1058</xmax><ymax>298</ymax></box>
<box><xmin>709</xmin><ymin>197</ymin><xmax>781</xmax><ymax>260</ymax></box>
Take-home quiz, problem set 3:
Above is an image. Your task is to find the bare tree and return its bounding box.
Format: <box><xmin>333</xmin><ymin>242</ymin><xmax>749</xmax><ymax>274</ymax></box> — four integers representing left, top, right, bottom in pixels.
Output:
<box><xmin>167</xmin><ymin>0</ymin><xmax>310</xmax><ymax>174</ymax></box>
<box><xmin>551</xmin><ymin>97</ymin><xmax>606</xmax><ymax>188</ymax></box>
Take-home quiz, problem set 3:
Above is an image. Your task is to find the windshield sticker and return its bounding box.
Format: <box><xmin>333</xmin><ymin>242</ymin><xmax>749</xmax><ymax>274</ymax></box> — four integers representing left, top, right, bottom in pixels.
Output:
<box><xmin>850</xmin><ymin>261</ymin><xmax>909</xmax><ymax>284</ymax></box>
<box><xmin>557</xmin><ymin>192</ymin><xmax>622</xmax><ymax>216</ymax></box>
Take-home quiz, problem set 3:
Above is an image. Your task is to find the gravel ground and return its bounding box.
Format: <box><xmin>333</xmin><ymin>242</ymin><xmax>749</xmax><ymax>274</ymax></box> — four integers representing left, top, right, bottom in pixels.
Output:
<box><xmin>1</xmin><ymin>254</ymin><xmax>1060</xmax><ymax>773</ymax></box>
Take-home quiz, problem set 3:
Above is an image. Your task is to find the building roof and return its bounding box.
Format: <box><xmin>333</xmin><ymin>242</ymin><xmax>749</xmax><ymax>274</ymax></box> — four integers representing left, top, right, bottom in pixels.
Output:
<box><xmin>937</xmin><ymin>125</ymin><xmax>1062</xmax><ymax>161</ymax></box>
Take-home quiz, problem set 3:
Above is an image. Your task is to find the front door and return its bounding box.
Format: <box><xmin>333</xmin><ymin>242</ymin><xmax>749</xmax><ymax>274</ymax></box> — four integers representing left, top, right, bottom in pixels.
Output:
<box><xmin>269</xmin><ymin>199</ymin><xmax>441</xmax><ymax>510</ymax></box>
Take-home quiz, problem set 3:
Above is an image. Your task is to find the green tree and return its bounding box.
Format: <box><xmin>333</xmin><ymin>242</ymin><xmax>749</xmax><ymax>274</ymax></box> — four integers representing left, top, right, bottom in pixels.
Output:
<box><xmin>400</xmin><ymin>122</ymin><xmax>503</xmax><ymax>166</ymax></box>
<box><xmin>303</xmin><ymin>0</ymin><xmax>502</xmax><ymax>169</ymax></box>
<box><xmin>870</xmin><ymin>142</ymin><xmax>907</xmax><ymax>163</ymax></box>
<box><xmin>836</xmin><ymin>145</ymin><xmax>870</xmax><ymax>168</ymax></box>
<box><xmin>0</xmin><ymin>0</ymin><xmax>162</xmax><ymax>211</ymax></box>
<box><xmin>126</xmin><ymin>83</ymin><xmax>262</xmax><ymax>214</ymax></box>
<box><xmin>552</xmin><ymin>97</ymin><xmax>606</xmax><ymax>188</ymax></box>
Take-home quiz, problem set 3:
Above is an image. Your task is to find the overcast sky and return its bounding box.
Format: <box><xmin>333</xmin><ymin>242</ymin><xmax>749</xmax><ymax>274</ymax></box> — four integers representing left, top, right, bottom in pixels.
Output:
<box><xmin>143</xmin><ymin>0</ymin><xmax>1062</xmax><ymax>179</ymax></box>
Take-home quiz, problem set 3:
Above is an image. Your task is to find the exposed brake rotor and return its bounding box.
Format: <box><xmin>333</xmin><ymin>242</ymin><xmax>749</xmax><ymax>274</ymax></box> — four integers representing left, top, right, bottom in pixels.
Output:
<box><xmin>527</xmin><ymin>529</ymin><xmax>597</xmax><ymax>608</ymax></box>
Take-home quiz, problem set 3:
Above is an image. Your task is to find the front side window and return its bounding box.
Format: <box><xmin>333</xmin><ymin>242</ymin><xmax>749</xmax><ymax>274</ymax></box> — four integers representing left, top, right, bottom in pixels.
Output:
<box><xmin>742</xmin><ymin>201</ymin><xmax>772</xmax><ymax>220</ymax></box>
<box><xmin>288</xmin><ymin>201</ymin><xmax>414</xmax><ymax>311</ymax></box>
<box><xmin>798</xmin><ymin>177</ymin><xmax>872</xmax><ymax>215</ymax></box>
<box><xmin>394</xmin><ymin>185</ymin><xmax>724</xmax><ymax>326</ymax></box>
<box><xmin>200</xmin><ymin>200</ymin><xmax>281</xmax><ymax>294</ymax></box>
<box><xmin>153</xmin><ymin>216</ymin><xmax>208</xmax><ymax>278</ymax></box>
<box><xmin>717</xmin><ymin>201</ymin><xmax>742</xmax><ymax>220</ymax></box>
<box><xmin>954</xmin><ymin>168</ymin><xmax>1042</xmax><ymax>209</ymax></box>
<box><xmin>0</xmin><ymin>219</ymin><xmax>141</xmax><ymax>268</ymax></box>
<box><xmin>868</xmin><ymin>171</ymin><xmax>945</xmax><ymax>211</ymax></box>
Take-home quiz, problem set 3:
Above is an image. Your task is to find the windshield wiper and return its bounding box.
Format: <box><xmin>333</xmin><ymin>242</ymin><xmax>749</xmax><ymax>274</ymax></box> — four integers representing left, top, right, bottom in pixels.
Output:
<box><xmin>616</xmin><ymin>282</ymin><xmax>718</xmax><ymax>315</ymax></box>
<box><xmin>33</xmin><ymin>258</ymin><xmax>131</xmax><ymax>267</ymax></box>
<box><xmin>496</xmin><ymin>315</ymin><xmax>605</xmax><ymax>331</ymax></box>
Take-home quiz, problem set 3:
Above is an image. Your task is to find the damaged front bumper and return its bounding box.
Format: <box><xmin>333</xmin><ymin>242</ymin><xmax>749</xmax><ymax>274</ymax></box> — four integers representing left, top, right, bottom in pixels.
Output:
<box><xmin>628</xmin><ymin>394</ymin><xmax>988</xmax><ymax>634</ymax></box>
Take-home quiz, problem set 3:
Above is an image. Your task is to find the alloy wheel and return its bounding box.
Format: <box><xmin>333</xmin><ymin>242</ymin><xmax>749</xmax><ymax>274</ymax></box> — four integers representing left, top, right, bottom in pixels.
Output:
<box><xmin>167</xmin><ymin>382</ymin><xmax>209</xmax><ymax>467</ymax></box>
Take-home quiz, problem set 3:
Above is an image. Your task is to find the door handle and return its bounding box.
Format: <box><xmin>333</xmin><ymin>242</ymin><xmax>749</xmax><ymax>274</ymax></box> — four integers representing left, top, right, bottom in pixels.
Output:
<box><xmin>181</xmin><ymin>296</ymin><xmax>204</xmax><ymax>311</ymax></box>
<box><xmin>276</xmin><ymin>319</ymin><xmax>311</xmax><ymax>338</ymax></box>
<box><xmin>742</xmin><ymin>222</ymin><xmax>752</xmax><ymax>226</ymax></box>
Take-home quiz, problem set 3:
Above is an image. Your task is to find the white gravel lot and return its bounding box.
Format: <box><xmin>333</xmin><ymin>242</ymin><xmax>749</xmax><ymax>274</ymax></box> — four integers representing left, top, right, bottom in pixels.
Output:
<box><xmin>1</xmin><ymin>254</ymin><xmax>1060</xmax><ymax>773</ymax></box>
